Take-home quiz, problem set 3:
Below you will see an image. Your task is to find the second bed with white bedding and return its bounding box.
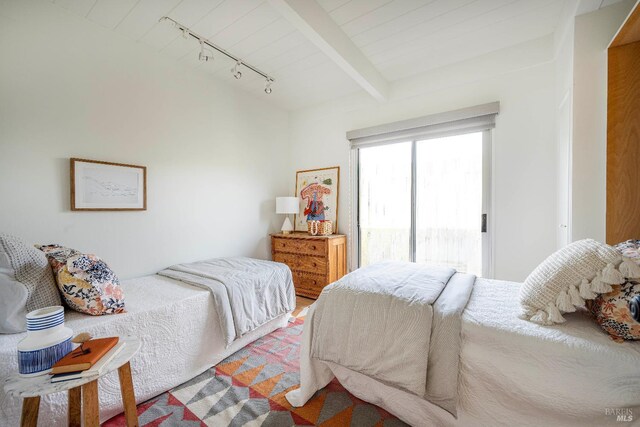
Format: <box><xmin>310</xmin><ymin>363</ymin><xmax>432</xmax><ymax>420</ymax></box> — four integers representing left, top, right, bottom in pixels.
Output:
<box><xmin>288</xmin><ymin>277</ymin><xmax>640</xmax><ymax>427</ymax></box>
<box><xmin>1</xmin><ymin>264</ymin><xmax>295</xmax><ymax>426</ymax></box>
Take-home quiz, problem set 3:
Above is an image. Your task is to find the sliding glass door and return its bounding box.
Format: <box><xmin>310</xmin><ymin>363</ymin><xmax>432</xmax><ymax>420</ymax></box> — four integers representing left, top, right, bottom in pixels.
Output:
<box><xmin>358</xmin><ymin>131</ymin><xmax>490</xmax><ymax>276</ymax></box>
<box><xmin>359</xmin><ymin>142</ymin><xmax>412</xmax><ymax>264</ymax></box>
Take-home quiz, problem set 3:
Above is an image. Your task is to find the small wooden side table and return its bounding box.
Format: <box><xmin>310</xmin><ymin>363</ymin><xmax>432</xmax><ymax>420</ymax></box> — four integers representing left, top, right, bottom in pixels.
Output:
<box><xmin>4</xmin><ymin>335</ymin><xmax>141</xmax><ymax>427</ymax></box>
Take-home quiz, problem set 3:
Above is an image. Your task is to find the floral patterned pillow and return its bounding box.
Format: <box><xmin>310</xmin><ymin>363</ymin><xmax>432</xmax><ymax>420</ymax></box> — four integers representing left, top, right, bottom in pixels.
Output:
<box><xmin>37</xmin><ymin>245</ymin><xmax>125</xmax><ymax>315</ymax></box>
<box><xmin>587</xmin><ymin>279</ymin><xmax>640</xmax><ymax>342</ymax></box>
<box><xmin>615</xmin><ymin>240</ymin><xmax>640</xmax><ymax>263</ymax></box>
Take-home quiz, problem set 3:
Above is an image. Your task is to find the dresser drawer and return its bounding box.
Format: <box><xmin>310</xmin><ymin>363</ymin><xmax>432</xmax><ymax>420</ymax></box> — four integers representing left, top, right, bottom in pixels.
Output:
<box><xmin>292</xmin><ymin>271</ymin><xmax>326</xmax><ymax>298</ymax></box>
<box><xmin>273</xmin><ymin>253</ymin><xmax>326</xmax><ymax>274</ymax></box>
<box><xmin>271</xmin><ymin>233</ymin><xmax>347</xmax><ymax>300</ymax></box>
<box><xmin>295</xmin><ymin>287</ymin><xmax>320</xmax><ymax>299</ymax></box>
<box><xmin>272</xmin><ymin>237</ymin><xmax>326</xmax><ymax>256</ymax></box>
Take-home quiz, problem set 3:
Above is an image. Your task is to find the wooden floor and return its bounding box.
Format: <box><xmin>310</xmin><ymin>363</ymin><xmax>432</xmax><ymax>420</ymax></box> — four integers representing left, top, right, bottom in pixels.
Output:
<box><xmin>292</xmin><ymin>295</ymin><xmax>315</xmax><ymax>317</ymax></box>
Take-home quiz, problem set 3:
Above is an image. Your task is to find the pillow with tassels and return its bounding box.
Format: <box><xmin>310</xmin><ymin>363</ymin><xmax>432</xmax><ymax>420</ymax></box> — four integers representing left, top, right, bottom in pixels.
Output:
<box><xmin>519</xmin><ymin>239</ymin><xmax>640</xmax><ymax>325</ymax></box>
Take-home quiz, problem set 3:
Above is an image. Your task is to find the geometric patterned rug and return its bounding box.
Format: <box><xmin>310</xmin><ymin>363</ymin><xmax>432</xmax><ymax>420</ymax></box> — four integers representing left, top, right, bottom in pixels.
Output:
<box><xmin>103</xmin><ymin>317</ymin><xmax>406</xmax><ymax>426</ymax></box>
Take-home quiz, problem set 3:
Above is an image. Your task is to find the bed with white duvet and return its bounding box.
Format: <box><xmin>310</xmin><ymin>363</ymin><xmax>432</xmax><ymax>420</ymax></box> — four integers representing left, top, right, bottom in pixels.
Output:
<box><xmin>1</xmin><ymin>257</ymin><xmax>295</xmax><ymax>426</ymax></box>
<box><xmin>286</xmin><ymin>262</ymin><xmax>640</xmax><ymax>427</ymax></box>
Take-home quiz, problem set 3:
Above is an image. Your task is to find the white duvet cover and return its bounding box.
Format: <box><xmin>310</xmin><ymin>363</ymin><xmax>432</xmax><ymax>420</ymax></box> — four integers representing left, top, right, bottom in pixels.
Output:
<box><xmin>288</xmin><ymin>278</ymin><xmax>640</xmax><ymax>427</ymax></box>
<box><xmin>0</xmin><ymin>275</ymin><xmax>291</xmax><ymax>426</ymax></box>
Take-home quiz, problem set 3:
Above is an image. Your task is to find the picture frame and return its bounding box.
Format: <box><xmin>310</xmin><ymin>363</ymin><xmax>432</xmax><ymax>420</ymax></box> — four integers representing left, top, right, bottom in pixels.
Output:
<box><xmin>70</xmin><ymin>158</ymin><xmax>147</xmax><ymax>211</ymax></box>
<box><xmin>294</xmin><ymin>166</ymin><xmax>340</xmax><ymax>233</ymax></box>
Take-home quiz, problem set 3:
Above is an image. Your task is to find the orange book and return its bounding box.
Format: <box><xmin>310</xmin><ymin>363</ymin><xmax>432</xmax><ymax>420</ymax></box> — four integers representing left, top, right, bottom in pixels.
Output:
<box><xmin>51</xmin><ymin>337</ymin><xmax>119</xmax><ymax>374</ymax></box>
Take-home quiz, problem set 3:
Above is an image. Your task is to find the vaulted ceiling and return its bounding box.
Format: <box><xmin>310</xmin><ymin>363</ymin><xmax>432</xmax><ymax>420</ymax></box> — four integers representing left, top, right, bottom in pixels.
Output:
<box><xmin>51</xmin><ymin>0</ymin><xmax>626</xmax><ymax>110</ymax></box>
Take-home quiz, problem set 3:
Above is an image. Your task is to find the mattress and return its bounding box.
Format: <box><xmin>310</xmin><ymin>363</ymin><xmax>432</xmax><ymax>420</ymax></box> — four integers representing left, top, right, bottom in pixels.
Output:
<box><xmin>297</xmin><ymin>278</ymin><xmax>640</xmax><ymax>427</ymax></box>
<box><xmin>0</xmin><ymin>275</ymin><xmax>291</xmax><ymax>426</ymax></box>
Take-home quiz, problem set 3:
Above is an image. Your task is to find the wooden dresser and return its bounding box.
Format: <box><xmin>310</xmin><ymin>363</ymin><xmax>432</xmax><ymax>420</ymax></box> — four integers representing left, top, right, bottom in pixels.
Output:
<box><xmin>271</xmin><ymin>233</ymin><xmax>347</xmax><ymax>299</ymax></box>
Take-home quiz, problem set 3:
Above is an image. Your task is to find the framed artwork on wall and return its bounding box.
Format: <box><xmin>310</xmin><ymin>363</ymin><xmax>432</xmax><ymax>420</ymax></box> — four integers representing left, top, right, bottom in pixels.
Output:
<box><xmin>70</xmin><ymin>158</ymin><xmax>147</xmax><ymax>211</ymax></box>
<box><xmin>294</xmin><ymin>166</ymin><xmax>340</xmax><ymax>233</ymax></box>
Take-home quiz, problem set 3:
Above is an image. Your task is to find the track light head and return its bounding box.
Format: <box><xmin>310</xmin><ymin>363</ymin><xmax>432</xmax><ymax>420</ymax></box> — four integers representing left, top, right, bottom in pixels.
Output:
<box><xmin>264</xmin><ymin>78</ymin><xmax>273</xmax><ymax>94</ymax></box>
<box><xmin>198</xmin><ymin>40</ymin><xmax>213</xmax><ymax>62</ymax></box>
<box><xmin>232</xmin><ymin>61</ymin><xmax>242</xmax><ymax>79</ymax></box>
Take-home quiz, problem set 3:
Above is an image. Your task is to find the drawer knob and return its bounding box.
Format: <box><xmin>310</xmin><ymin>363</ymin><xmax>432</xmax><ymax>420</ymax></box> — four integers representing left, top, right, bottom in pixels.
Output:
<box><xmin>311</xmin><ymin>245</ymin><xmax>316</xmax><ymax>250</ymax></box>
<box><xmin>312</xmin><ymin>263</ymin><xmax>317</xmax><ymax>267</ymax></box>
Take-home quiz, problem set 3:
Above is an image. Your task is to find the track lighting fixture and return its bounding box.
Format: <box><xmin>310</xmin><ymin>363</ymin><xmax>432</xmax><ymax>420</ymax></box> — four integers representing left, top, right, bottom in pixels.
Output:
<box><xmin>160</xmin><ymin>16</ymin><xmax>275</xmax><ymax>93</ymax></box>
<box><xmin>198</xmin><ymin>40</ymin><xmax>213</xmax><ymax>62</ymax></box>
<box><xmin>232</xmin><ymin>61</ymin><xmax>242</xmax><ymax>79</ymax></box>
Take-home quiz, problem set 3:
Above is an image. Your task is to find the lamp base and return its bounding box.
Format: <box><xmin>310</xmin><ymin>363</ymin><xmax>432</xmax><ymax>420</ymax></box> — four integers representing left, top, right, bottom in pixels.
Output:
<box><xmin>281</xmin><ymin>216</ymin><xmax>294</xmax><ymax>234</ymax></box>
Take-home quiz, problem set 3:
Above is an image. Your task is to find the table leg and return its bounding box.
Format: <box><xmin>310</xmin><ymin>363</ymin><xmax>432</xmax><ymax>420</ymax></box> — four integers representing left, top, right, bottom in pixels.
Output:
<box><xmin>20</xmin><ymin>396</ymin><xmax>40</xmax><ymax>427</ymax></box>
<box><xmin>82</xmin><ymin>380</ymin><xmax>99</xmax><ymax>427</ymax></box>
<box><xmin>118</xmin><ymin>362</ymin><xmax>139</xmax><ymax>427</ymax></box>
<box><xmin>68</xmin><ymin>386</ymin><xmax>81</xmax><ymax>427</ymax></box>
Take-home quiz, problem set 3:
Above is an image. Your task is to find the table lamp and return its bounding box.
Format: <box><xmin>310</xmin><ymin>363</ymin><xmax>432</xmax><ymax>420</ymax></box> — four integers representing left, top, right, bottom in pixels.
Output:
<box><xmin>276</xmin><ymin>197</ymin><xmax>299</xmax><ymax>234</ymax></box>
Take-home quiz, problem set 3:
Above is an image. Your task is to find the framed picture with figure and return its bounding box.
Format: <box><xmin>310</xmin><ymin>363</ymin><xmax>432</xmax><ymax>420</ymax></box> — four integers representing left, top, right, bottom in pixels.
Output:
<box><xmin>294</xmin><ymin>166</ymin><xmax>339</xmax><ymax>233</ymax></box>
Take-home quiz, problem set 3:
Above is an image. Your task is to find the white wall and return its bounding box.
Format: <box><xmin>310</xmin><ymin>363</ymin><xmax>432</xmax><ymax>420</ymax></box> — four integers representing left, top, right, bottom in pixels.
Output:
<box><xmin>2</xmin><ymin>0</ymin><xmax>631</xmax><ymax>284</ymax></box>
<box><xmin>288</xmin><ymin>37</ymin><xmax>558</xmax><ymax>282</ymax></box>
<box><xmin>0</xmin><ymin>1</ymin><xmax>290</xmax><ymax>278</ymax></box>
<box><xmin>571</xmin><ymin>0</ymin><xmax>635</xmax><ymax>242</ymax></box>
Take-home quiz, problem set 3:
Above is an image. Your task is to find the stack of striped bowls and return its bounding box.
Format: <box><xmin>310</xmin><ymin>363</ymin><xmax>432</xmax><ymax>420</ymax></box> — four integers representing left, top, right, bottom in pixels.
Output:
<box><xmin>17</xmin><ymin>306</ymin><xmax>73</xmax><ymax>376</ymax></box>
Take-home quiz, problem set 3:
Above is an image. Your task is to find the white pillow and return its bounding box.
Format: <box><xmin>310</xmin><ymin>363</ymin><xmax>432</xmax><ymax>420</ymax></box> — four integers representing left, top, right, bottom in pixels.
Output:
<box><xmin>0</xmin><ymin>252</ymin><xmax>28</xmax><ymax>333</ymax></box>
<box><xmin>519</xmin><ymin>239</ymin><xmax>640</xmax><ymax>325</ymax></box>
<box><xmin>0</xmin><ymin>234</ymin><xmax>61</xmax><ymax>333</ymax></box>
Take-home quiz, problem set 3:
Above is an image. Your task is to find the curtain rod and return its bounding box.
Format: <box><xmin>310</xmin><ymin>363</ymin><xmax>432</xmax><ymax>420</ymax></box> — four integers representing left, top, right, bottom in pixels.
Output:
<box><xmin>159</xmin><ymin>16</ymin><xmax>274</xmax><ymax>82</ymax></box>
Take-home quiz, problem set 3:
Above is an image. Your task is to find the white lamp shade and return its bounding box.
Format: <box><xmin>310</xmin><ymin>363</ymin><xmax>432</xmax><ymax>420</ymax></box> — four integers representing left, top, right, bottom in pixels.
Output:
<box><xmin>276</xmin><ymin>197</ymin><xmax>299</xmax><ymax>214</ymax></box>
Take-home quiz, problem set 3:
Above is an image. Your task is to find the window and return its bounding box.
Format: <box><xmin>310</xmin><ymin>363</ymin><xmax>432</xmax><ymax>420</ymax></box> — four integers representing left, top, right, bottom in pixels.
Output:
<box><xmin>349</xmin><ymin>103</ymin><xmax>497</xmax><ymax>277</ymax></box>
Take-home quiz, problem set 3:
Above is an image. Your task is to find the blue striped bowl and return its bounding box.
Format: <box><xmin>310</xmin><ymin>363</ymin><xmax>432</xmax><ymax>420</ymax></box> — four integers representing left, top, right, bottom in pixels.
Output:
<box><xmin>17</xmin><ymin>306</ymin><xmax>73</xmax><ymax>377</ymax></box>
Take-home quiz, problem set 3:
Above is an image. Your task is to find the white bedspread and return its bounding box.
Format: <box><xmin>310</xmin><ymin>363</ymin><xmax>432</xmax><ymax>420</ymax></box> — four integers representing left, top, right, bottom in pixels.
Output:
<box><xmin>158</xmin><ymin>257</ymin><xmax>295</xmax><ymax>346</ymax></box>
<box><xmin>288</xmin><ymin>278</ymin><xmax>640</xmax><ymax>426</ymax></box>
<box><xmin>1</xmin><ymin>275</ymin><xmax>291</xmax><ymax>426</ymax></box>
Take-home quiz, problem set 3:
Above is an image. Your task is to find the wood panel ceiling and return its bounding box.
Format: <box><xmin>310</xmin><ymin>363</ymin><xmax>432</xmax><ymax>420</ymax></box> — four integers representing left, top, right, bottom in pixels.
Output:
<box><xmin>50</xmin><ymin>0</ymin><xmax>627</xmax><ymax>110</ymax></box>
